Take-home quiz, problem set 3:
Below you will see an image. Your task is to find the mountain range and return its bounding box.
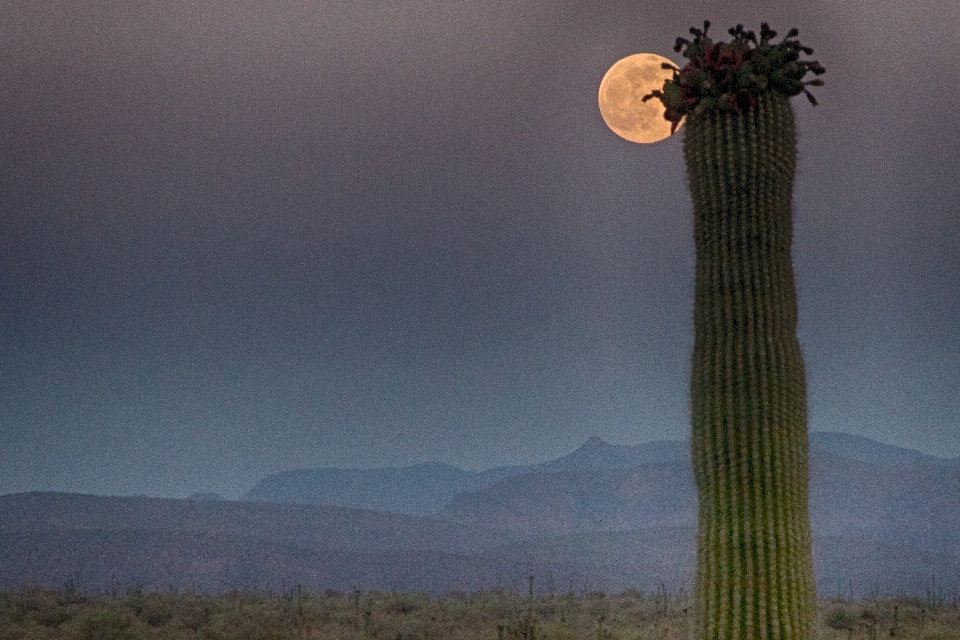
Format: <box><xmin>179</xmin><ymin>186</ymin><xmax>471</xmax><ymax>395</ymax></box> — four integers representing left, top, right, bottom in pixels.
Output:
<box><xmin>242</xmin><ymin>436</ymin><xmax>691</xmax><ymax>517</ymax></box>
<box><xmin>2</xmin><ymin>431</ymin><xmax>958</xmax><ymax>597</ymax></box>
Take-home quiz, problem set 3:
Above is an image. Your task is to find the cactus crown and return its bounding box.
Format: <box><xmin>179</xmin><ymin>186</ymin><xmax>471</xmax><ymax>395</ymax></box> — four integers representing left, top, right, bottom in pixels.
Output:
<box><xmin>644</xmin><ymin>21</ymin><xmax>825</xmax><ymax>132</ymax></box>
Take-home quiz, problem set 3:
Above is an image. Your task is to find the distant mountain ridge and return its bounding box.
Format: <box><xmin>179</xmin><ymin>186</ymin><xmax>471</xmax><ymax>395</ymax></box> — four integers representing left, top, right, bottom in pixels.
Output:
<box><xmin>2</xmin><ymin>432</ymin><xmax>958</xmax><ymax>597</ymax></box>
<box><xmin>242</xmin><ymin>461</ymin><xmax>525</xmax><ymax>517</ymax></box>
<box><xmin>535</xmin><ymin>436</ymin><xmax>690</xmax><ymax>472</ymax></box>
<box><xmin>241</xmin><ymin>437</ymin><xmax>691</xmax><ymax>515</ymax></box>
<box><xmin>809</xmin><ymin>431</ymin><xmax>960</xmax><ymax>468</ymax></box>
<box><xmin>240</xmin><ymin>438</ymin><xmax>691</xmax><ymax>517</ymax></box>
<box><xmin>242</xmin><ymin>431</ymin><xmax>957</xmax><ymax>516</ymax></box>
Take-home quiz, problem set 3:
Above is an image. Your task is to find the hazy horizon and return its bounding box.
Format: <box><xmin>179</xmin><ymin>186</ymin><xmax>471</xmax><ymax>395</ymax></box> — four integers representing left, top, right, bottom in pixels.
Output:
<box><xmin>2</xmin><ymin>429</ymin><xmax>956</xmax><ymax>502</ymax></box>
<box><xmin>2</xmin><ymin>1</ymin><xmax>958</xmax><ymax>500</ymax></box>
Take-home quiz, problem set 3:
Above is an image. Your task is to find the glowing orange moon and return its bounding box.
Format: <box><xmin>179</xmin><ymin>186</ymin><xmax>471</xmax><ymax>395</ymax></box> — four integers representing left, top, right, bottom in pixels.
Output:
<box><xmin>598</xmin><ymin>53</ymin><xmax>681</xmax><ymax>144</ymax></box>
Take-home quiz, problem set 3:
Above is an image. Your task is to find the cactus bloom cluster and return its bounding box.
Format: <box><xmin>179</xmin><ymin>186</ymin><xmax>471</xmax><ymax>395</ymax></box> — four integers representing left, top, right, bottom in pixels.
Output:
<box><xmin>645</xmin><ymin>21</ymin><xmax>825</xmax><ymax>132</ymax></box>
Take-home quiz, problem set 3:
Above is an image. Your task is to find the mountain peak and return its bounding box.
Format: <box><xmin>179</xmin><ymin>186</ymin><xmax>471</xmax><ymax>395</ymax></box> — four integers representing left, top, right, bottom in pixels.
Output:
<box><xmin>581</xmin><ymin>436</ymin><xmax>613</xmax><ymax>450</ymax></box>
<box><xmin>536</xmin><ymin>437</ymin><xmax>691</xmax><ymax>474</ymax></box>
<box><xmin>569</xmin><ymin>436</ymin><xmax>623</xmax><ymax>463</ymax></box>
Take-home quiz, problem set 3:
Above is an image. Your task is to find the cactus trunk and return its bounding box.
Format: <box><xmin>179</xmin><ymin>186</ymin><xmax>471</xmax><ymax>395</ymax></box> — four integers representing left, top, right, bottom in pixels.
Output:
<box><xmin>685</xmin><ymin>92</ymin><xmax>816</xmax><ymax>640</ymax></box>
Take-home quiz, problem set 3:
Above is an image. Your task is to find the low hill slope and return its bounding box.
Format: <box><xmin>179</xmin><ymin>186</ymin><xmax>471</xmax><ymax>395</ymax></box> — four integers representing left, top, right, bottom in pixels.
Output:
<box><xmin>2</xmin><ymin>494</ymin><xmax>955</xmax><ymax>597</ymax></box>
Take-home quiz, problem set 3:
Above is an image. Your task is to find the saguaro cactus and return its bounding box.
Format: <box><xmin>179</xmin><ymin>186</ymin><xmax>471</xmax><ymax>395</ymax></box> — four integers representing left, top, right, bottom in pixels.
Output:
<box><xmin>646</xmin><ymin>22</ymin><xmax>825</xmax><ymax>640</ymax></box>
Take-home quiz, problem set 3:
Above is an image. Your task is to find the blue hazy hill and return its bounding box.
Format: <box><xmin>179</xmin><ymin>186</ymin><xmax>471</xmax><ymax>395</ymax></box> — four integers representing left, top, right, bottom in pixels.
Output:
<box><xmin>242</xmin><ymin>431</ymin><xmax>957</xmax><ymax>517</ymax></box>
<box><xmin>2</xmin><ymin>432</ymin><xmax>958</xmax><ymax>596</ymax></box>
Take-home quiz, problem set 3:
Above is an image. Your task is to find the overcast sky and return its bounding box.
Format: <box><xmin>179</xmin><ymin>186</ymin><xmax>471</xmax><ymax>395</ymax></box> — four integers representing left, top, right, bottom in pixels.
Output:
<box><xmin>2</xmin><ymin>0</ymin><xmax>957</xmax><ymax>499</ymax></box>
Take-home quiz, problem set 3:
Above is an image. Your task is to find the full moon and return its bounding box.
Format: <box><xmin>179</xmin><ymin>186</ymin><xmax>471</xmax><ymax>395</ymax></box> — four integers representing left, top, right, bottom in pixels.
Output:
<box><xmin>598</xmin><ymin>53</ymin><xmax>681</xmax><ymax>144</ymax></box>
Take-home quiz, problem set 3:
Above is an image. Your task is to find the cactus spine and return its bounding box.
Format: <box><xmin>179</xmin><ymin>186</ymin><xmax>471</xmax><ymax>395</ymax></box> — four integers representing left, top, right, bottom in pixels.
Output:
<box><xmin>646</xmin><ymin>22</ymin><xmax>825</xmax><ymax>640</ymax></box>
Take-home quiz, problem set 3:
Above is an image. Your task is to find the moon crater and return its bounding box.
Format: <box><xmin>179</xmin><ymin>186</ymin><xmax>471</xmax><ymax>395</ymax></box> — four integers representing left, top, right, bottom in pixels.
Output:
<box><xmin>599</xmin><ymin>53</ymin><xmax>681</xmax><ymax>144</ymax></box>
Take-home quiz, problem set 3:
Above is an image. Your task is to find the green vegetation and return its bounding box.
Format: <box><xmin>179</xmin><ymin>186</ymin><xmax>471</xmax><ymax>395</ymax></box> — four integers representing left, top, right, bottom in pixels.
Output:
<box><xmin>644</xmin><ymin>21</ymin><xmax>826</xmax><ymax>640</ymax></box>
<box><xmin>2</xmin><ymin>587</ymin><xmax>959</xmax><ymax>640</ymax></box>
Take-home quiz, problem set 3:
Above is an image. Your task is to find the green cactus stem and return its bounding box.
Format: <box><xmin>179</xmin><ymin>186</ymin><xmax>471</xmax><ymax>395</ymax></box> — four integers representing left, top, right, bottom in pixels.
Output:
<box><xmin>646</xmin><ymin>22</ymin><xmax>825</xmax><ymax>640</ymax></box>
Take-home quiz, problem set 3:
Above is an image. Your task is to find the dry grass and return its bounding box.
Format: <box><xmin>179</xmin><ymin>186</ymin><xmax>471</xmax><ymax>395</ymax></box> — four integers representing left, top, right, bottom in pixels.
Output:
<box><xmin>1</xmin><ymin>586</ymin><xmax>958</xmax><ymax>640</ymax></box>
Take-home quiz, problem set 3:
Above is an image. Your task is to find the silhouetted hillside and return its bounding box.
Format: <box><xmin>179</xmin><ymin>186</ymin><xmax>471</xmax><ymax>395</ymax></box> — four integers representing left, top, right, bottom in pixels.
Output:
<box><xmin>2</xmin><ymin>492</ymin><xmax>955</xmax><ymax>597</ymax></box>
<box><xmin>811</xmin><ymin>431</ymin><xmax>960</xmax><ymax>468</ymax></box>
<box><xmin>436</xmin><ymin>437</ymin><xmax>960</xmax><ymax>550</ymax></box>
<box><xmin>2</xmin><ymin>433</ymin><xmax>958</xmax><ymax>596</ymax></box>
<box><xmin>533</xmin><ymin>437</ymin><xmax>689</xmax><ymax>473</ymax></box>
<box><xmin>242</xmin><ymin>438</ymin><xmax>690</xmax><ymax>515</ymax></box>
<box><xmin>439</xmin><ymin>464</ymin><xmax>694</xmax><ymax>535</ymax></box>
<box><xmin>242</xmin><ymin>432</ymin><xmax>956</xmax><ymax>517</ymax></box>
<box><xmin>0</xmin><ymin>492</ymin><xmax>513</xmax><ymax>555</ymax></box>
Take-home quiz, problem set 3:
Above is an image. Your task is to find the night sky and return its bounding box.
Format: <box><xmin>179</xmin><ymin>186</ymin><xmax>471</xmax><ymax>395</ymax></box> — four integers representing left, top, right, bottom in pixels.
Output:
<box><xmin>2</xmin><ymin>1</ymin><xmax>958</xmax><ymax>500</ymax></box>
